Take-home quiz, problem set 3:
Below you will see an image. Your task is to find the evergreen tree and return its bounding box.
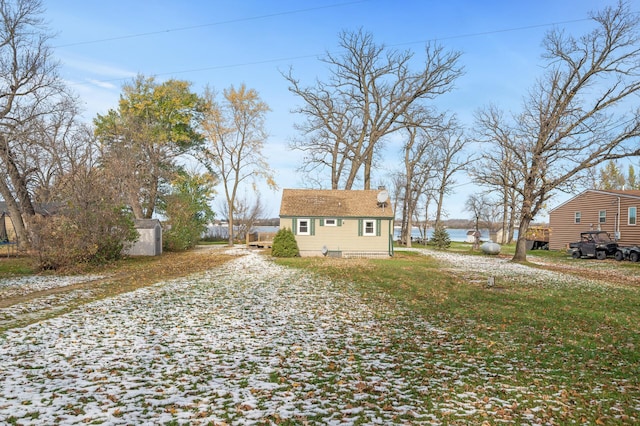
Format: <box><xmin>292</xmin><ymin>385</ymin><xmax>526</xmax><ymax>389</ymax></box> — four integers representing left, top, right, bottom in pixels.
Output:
<box><xmin>628</xmin><ymin>165</ymin><xmax>639</xmax><ymax>189</ymax></box>
<box><xmin>597</xmin><ymin>161</ymin><xmax>626</xmax><ymax>190</ymax></box>
<box><xmin>271</xmin><ymin>228</ymin><xmax>300</xmax><ymax>257</ymax></box>
<box><xmin>430</xmin><ymin>224</ymin><xmax>451</xmax><ymax>249</ymax></box>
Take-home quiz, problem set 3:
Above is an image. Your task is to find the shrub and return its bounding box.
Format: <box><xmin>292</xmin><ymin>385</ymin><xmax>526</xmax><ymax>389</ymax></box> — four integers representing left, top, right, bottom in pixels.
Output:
<box><xmin>159</xmin><ymin>171</ymin><xmax>216</xmax><ymax>252</ymax></box>
<box><xmin>271</xmin><ymin>228</ymin><xmax>299</xmax><ymax>257</ymax></box>
<box><xmin>430</xmin><ymin>224</ymin><xmax>451</xmax><ymax>250</ymax></box>
<box><xmin>29</xmin><ymin>206</ymin><xmax>137</xmax><ymax>271</ymax></box>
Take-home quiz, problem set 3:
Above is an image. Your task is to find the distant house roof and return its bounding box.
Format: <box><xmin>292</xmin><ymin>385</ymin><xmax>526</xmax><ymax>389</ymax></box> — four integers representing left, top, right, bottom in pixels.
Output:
<box><xmin>279</xmin><ymin>189</ymin><xmax>393</xmax><ymax>218</ymax></box>
<box><xmin>549</xmin><ymin>189</ymin><xmax>640</xmax><ymax>212</ymax></box>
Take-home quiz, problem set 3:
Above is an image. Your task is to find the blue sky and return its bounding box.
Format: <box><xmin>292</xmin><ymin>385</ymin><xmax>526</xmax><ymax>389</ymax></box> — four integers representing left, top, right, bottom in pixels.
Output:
<box><xmin>45</xmin><ymin>0</ymin><xmax>624</xmax><ymax>221</ymax></box>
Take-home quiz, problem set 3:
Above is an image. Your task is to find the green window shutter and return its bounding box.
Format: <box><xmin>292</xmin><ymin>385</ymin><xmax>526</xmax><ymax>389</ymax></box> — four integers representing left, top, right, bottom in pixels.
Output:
<box><xmin>292</xmin><ymin>218</ymin><xmax>297</xmax><ymax>235</ymax></box>
<box><xmin>320</xmin><ymin>218</ymin><xmax>324</xmax><ymax>226</ymax></box>
<box><xmin>310</xmin><ymin>218</ymin><xmax>316</xmax><ymax>235</ymax></box>
<box><xmin>358</xmin><ymin>219</ymin><xmax>363</xmax><ymax>236</ymax></box>
<box><xmin>376</xmin><ymin>219</ymin><xmax>381</xmax><ymax>236</ymax></box>
<box><xmin>337</xmin><ymin>218</ymin><xmax>342</xmax><ymax>227</ymax></box>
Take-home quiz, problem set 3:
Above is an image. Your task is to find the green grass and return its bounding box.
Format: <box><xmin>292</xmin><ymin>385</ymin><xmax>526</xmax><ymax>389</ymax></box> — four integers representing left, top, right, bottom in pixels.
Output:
<box><xmin>398</xmin><ymin>239</ymin><xmax>574</xmax><ymax>259</ymax></box>
<box><xmin>275</xmin><ymin>250</ymin><xmax>640</xmax><ymax>423</ymax></box>
<box><xmin>197</xmin><ymin>240</ymin><xmax>230</xmax><ymax>245</ymax></box>
<box><xmin>0</xmin><ymin>256</ymin><xmax>37</xmax><ymax>277</ymax></box>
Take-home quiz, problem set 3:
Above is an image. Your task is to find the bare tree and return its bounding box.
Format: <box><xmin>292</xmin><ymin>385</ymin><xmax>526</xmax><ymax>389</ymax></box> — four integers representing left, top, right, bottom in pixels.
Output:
<box><xmin>397</xmin><ymin>111</ymin><xmax>441</xmax><ymax>247</ymax></box>
<box><xmin>0</xmin><ymin>0</ymin><xmax>71</xmax><ymax>248</ymax></box>
<box><xmin>199</xmin><ymin>84</ymin><xmax>276</xmax><ymax>246</ymax></box>
<box><xmin>465</xmin><ymin>193</ymin><xmax>491</xmax><ymax>250</ymax></box>
<box><xmin>285</xmin><ymin>29</ymin><xmax>463</xmax><ymax>190</ymax></box>
<box><xmin>413</xmin><ymin>191</ymin><xmax>436</xmax><ymax>244</ymax></box>
<box><xmin>233</xmin><ymin>193</ymin><xmax>266</xmax><ymax>242</ymax></box>
<box><xmin>470</xmin><ymin>105</ymin><xmax>522</xmax><ymax>244</ymax></box>
<box><xmin>475</xmin><ymin>1</ymin><xmax>640</xmax><ymax>261</ymax></box>
<box><xmin>430</xmin><ymin>117</ymin><xmax>473</xmax><ymax>228</ymax></box>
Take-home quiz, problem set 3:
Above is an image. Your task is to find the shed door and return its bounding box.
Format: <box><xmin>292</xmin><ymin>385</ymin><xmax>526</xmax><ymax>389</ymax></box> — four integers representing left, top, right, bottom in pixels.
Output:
<box><xmin>155</xmin><ymin>225</ymin><xmax>162</xmax><ymax>255</ymax></box>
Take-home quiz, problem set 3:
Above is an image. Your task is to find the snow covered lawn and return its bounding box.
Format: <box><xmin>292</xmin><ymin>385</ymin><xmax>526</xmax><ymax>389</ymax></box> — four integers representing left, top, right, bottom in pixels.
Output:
<box><xmin>0</xmin><ymin>249</ymin><xmax>637</xmax><ymax>424</ymax></box>
<box><xmin>0</xmin><ymin>251</ymin><xmax>447</xmax><ymax>424</ymax></box>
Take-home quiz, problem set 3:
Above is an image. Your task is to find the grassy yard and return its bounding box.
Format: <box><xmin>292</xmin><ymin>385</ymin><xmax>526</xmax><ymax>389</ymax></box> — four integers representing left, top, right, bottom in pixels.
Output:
<box><xmin>0</xmin><ymin>256</ymin><xmax>35</xmax><ymax>277</ymax></box>
<box><xmin>276</xmin><ymin>250</ymin><xmax>640</xmax><ymax>424</ymax></box>
<box><xmin>1</xmin><ymin>245</ymin><xmax>638</xmax><ymax>423</ymax></box>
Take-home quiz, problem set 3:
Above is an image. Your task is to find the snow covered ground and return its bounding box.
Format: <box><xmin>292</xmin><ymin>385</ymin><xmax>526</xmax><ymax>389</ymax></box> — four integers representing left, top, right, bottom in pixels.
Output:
<box><xmin>0</xmin><ymin>248</ymin><xmax>634</xmax><ymax>424</ymax></box>
<box><xmin>405</xmin><ymin>248</ymin><xmax>614</xmax><ymax>290</ymax></box>
<box><xmin>0</xmin><ymin>274</ymin><xmax>106</xmax><ymax>299</ymax></box>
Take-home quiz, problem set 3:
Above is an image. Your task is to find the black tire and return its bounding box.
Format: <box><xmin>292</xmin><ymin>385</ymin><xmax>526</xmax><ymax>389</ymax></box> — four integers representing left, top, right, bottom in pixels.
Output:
<box><xmin>596</xmin><ymin>250</ymin><xmax>607</xmax><ymax>260</ymax></box>
<box><xmin>630</xmin><ymin>251</ymin><xmax>639</xmax><ymax>262</ymax></box>
<box><xmin>571</xmin><ymin>250</ymin><xmax>581</xmax><ymax>259</ymax></box>
<box><xmin>615</xmin><ymin>250</ymin><xmax>624</xmax><ymax>261</ymax></box>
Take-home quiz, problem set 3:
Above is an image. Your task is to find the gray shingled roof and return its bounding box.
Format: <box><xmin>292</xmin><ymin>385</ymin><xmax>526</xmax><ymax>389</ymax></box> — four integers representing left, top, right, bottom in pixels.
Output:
<box><xmin>279</xmin><ymin>189</ymin><xmax>393</xmax><ymax>218</ymax></box>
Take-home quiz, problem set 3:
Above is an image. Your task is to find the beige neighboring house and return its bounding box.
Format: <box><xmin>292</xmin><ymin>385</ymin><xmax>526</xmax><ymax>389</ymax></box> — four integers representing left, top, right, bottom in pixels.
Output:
<box><xmin>548</xmin><ymin>189</ymin><xmax>640</xmax><ymax>249</ymax></box>
<box><xmin>279</xmin><ymin>189</ymin><xmax>394</xmax><ymax>258</ymax></box>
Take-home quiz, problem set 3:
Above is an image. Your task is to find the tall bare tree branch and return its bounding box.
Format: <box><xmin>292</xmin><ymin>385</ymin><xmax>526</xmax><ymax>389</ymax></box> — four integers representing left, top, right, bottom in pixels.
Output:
<box><xmin>285</xmin><ymin>29</ymin><xmax>463</xmax><ymax>190</ymax></box>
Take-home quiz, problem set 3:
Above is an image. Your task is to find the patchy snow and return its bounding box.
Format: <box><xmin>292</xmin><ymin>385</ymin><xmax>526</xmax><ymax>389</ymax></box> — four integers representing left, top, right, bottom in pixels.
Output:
<box><xmin>0</xmin><ymin>274</ymin><xmax>106</xmax><ymax>298</ymax></box>
<box><xmin>0</xmin><ymin>248</ymin><xmax>636</xmax><ymax>424</ymax></box>
<box><xmin>404</xmin><ymin>248</ymin><xmax>617</xmax><ymax>291</ymax></box>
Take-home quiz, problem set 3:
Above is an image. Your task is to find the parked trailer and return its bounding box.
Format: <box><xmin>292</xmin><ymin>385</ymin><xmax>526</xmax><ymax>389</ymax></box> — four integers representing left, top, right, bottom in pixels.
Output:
<box><xmin>525</xmin><ymin>226</ymin><xmax>551</xmax><ymax>250</ymax></box>
<box><xmin>614</xmin><ymin>246</ymin><xmax>640</xmax><ymax>262</ymax></box>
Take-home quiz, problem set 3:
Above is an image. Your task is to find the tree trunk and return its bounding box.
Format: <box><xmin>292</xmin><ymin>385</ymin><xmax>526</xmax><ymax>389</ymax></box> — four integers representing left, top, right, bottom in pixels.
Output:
<box><xmin>0</xmin><ymin>177</ymin><xmax>29</xmax><ymax>249</ymax></box>
<box><xmin>500</xmin><ymin>197</ymin><xmax>509</xmax><ymax>244</ymax></box>
<box><xmin>0</xmin><ymin>136</ymin><xmax>36</xmax><ymax>217</ymax></box>
<box><xmin>404</xmin><ymin>197</ymin><xmax>413</xmax><ymax>248</ymax></box>
<box><xmin>228</xmin><ymin>213</ymin><xmax>234</xmax><ymax>246</ymax></box>
<box><xmin>400</xmin><ymin>185</ymin><xmax>409</xmax><ymax>247</ymax></box>
<box><xmin>434</xmin><ymin>185</ymin><xmax>445</xmax><ymax>229</ymax></box>
<box><xmin>144</xmin><ymin>177</ymin><xmax>158</xmax><ymax>219</ymax></box>
<box><xmin>363</xmin><ymin>156</ymin><xmax>371</xmax><ymax>190</ymax></box>
<box><xmin>513</xmin><ymin>214</ymin><xmax>532</xmax><ymax>262</ymax></box>
<box><xmin>130</xmin><ymin>202</ymin><xmax>144</xmax><ymax>220</ymax></box>
<box><xmin>507</xmin><ymin>206</ymin><xmax>516</xmax><ymax>244</ymax></box>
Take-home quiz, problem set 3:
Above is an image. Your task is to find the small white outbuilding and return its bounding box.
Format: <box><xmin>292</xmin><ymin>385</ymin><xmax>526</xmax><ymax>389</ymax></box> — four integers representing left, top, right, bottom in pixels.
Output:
<box><xmin>125</xmin><ymin>219</ymin><xmax>163</xmax><ymax>256</ymax></box>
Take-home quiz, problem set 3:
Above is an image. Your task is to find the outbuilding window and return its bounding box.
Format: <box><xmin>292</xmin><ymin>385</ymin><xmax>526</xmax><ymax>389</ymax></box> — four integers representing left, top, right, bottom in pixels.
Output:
<box><xmin>629</xmin><ymin>207</ymin><xmax>637</xmax><ymax>226</ymax></box>
<box><xmin>574</xmin><ymin>212</ymin><xmax>581</xmax><ymax>224</ymax></box>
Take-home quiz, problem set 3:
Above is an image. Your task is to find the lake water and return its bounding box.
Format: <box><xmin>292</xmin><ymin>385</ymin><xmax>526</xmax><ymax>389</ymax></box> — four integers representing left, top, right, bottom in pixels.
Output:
<box><xmin>235</xmin><ymin>225</ymin><xmax>494</xmax><ymax>243</ymax></box>
<box><xmin>393</xmin><ymin>227</ymin><xmax>491</xmax><ymax>242</ymax></box>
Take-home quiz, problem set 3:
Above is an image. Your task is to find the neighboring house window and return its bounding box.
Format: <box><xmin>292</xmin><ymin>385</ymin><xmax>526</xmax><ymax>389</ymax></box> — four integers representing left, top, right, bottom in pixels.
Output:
<box><xmin>599</xmin><ymin>210</ymin><xmax>606</xmax><ymax>224</ymax></box>
<box><xmin>324</xmin><ymin>218</ymin><xmax>337</xmax><ymax>226</ymax></box>
<box><xmin>574</xmin><ymin>212</ymin><xmax>581</xmax><ymax>224</ymax></box>
<box><xmin>297</xmin><ymin>218</ymin><xmax>310</xmax><ymax>235</ymax></box>
<box><xmin>629</xmin><ymin>207</ymin><xmax>637</xmax><ymax>225</ymax></box>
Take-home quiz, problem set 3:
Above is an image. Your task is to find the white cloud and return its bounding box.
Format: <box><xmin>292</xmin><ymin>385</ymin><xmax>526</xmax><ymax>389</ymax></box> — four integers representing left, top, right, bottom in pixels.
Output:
<box><xmin>85</xmin><ymin>78</ymin><xmax>118</xmax><ymax>90</ymax></box>
<box><xmin>59</xmin><ymin>55</ymin><xmax>137</xmax><ymax>80</ymax></box>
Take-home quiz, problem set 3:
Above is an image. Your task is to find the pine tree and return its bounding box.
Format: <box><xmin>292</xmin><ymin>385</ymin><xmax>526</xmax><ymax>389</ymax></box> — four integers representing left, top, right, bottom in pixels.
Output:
<box><xmin>271</xmin><ymin>228</ymin><xmax>300</xmax><ymax>257</ymax></box>
<box><xmin>430</xmin><ymin>224</ymin><xmax>451</xmax><ymax>249</ymax></box>
<box><xmin>628</xmin><ymin>165</ymin><xmax>639</xmax><ymax>189</ymax></box>
<box><xmin>597</xmin><ymin>161</ymin><xmax>626</xmax><ymax>190</ymax></box>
